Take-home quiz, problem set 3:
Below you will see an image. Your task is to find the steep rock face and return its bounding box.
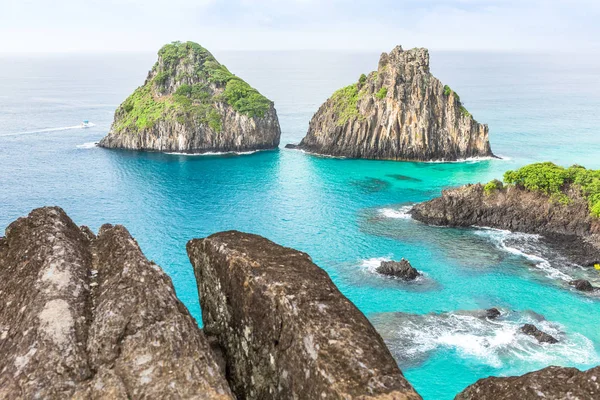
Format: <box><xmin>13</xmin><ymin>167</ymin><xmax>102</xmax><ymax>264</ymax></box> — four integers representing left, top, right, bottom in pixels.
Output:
<box><xmin>0</xmin><ymin>207</ymin><xmax>232</xmax><ymax>399</ymax></box>
<box><xmin>291</xmin><ymin>46</ymin><xmax>492</xmax><ymax>161</ymax></box>
<box><xmin>187</xmin><ymin>231</ymin><xmax>421</xmax><ymax>400</ymax></box>
<box><xmin>411</xmin><ymin>184</ymin><xmax>600</xmax><ymax>266</ymax></box>
<box><xmin>99</xmin><ymin>41</ymin><xmax>281</xmax><ymax>153</ymax></box>
<box><xmin>455</xmin><ymin>365</ymin><xmax>600</xmax><ymax>400</ymax></box>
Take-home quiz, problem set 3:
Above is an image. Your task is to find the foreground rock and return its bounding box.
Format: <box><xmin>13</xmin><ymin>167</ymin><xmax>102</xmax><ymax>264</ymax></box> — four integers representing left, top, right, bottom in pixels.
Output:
<box><xmin>187</xmin><ymin>231</ymin><xmax>421</xmax><ymax>400</ymax></box>
<box><xmin>456</xmin><ymin>365</ymin><xmax>600</xmax><ymax>400</ymax></box>
<box><xmin>0</xmin><ymin>207</ymin><xmax>232</xmax><ymax>399</ymax></box>
<box><xmin>99</xmin><ymin>41</ymin><xmax>280</xmax><ymax>153</ymax></box>
<box><xmin>484</xmin><ymin>308</ymin><xmax>501</xmax><ymax>319</ymax></box>
<box><xmin>376</xmin><ymin>259</ymin><xmax>420</xmax><ymax>280</ymax></box>
<box><xmin>289</xmin><ymin>45</ymin><xmax>493</xmax><ymax>161</ymax></box>
<box><xmin>411</xmin><ymin>182</ymin><xmax>600</xmax><ymax>267</ymax></box>
<box><xmin>569</xmin><ymin>279</ymin><xmax>596</xmax><ymax>292</ymax></box>
<box><xmin>520</xmin><ymin>324</ymin><xmax>558</xmax><ymax>344</ymax></box>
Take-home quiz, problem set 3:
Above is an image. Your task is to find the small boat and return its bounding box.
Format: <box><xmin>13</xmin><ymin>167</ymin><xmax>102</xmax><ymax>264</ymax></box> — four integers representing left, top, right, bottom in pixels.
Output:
<box><xmin>81</xmin><ymin>120</ymin><xmax>92</xmax><ymax>128</ymax></box>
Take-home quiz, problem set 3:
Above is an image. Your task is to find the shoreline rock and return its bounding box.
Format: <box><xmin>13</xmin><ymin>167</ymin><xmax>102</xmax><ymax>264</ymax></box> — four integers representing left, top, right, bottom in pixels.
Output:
<box><xmin>187</xmin><ymin>231</ymin><xmax>422</xmax><ymax>400</ymax></box>
<box><xmin>99</xmin><ymin>41</ymin><xmax>281</xmax><ymax>153</ymax></box>
<box><xmin>376</xmin><ymin>259</ymin><xmax>421</xmax><ymax>280</ymax></box>
<box><xmin>291</xmin><ymin>45</ymin><xmax>493</xmax><ymax>161</ymax></box>
<box><xmin>0</xmin><ymin>207</ymin><xmax>233</xmax><ymax>399</ymax></box>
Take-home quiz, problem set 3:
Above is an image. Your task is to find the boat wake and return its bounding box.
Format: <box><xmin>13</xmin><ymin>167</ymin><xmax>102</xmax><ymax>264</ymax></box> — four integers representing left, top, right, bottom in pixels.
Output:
<box><xmin>1</xmin><ymin>123</ymin><xmax>96</xmax><ymax>137</ymax></box>
<box><xmin>370</xmin><ymin>309</ymin><xmax>597</xmax><ymax>370</ymax></box>
<box><xmin>76</xmin><ymin>142</ymin><xmax>98</xmax><ymax>149</ymax></box>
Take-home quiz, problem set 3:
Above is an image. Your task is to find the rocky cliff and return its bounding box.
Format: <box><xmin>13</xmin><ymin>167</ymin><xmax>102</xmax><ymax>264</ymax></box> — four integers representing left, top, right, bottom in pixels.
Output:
<box><xmin>99</xmin><ymin>41</ymin><xmax>281</xmax><ymax>153</ymax></box>
<box><xmin>411</xmin><ymin>163</ymin><xmax>600</xmax><ymax>267</ymax></box>
<box><xmin>456</xmin><ymin>365</ymin><xmax>600</xmax><ymax>400</ymax></box>
<box><xmin>289</xmin><ymin>46</ymin><xmax>493</xmax><ymax>161</ymax></box>
<box><xmin>187</xmin><ymin>231</ymin><xmax>421</xmax><ymax>400</ymax></box>
<box><xmin>0</xmin><ymin>207</ymin><xmax>233</xmax><ymax>399</ymax></box>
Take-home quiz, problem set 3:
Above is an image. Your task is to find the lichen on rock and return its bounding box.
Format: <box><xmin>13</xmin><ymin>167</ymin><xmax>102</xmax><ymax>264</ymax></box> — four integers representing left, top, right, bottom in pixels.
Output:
<box><xmin>99</xmin><ymin>41</ymin><xmax>281</xmax><ymax>153</ymax></box>
<box><xmin>289</xmin><ymin>45</ymin><xmax>493</xmax><ymax>161</ymax></box>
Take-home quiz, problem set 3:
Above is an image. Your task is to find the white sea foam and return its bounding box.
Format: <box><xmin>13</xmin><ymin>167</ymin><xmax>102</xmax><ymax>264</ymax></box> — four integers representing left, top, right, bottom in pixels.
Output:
<box><xmin>426</xmin><ymin>155</ymin><xmax>507</xmax><ymax>164</ymax></box>
<box><xmin>76</xmin><ymin>142</ymin><xmax>98</xmax><ymax>149</ymax></box>
<box><xmin>379</xmin><ymin>205</ymin><xmax>413</xmax><ymax>219</ymax></box>
<box><xmin>360</xmin><ymin>257</ymin><xmax>392</xmax><ymax>274</ymax></box>
<box><xmin>475</xmin><ymin>228</ymin><xmax>573</xmax><ymax>281</ymax></box>
<box><xmin>0</xmin><ymin>123</ymin><xmax>96</xmax><ymax>137</ymax></box>
<box><xmin>375</xmin><ymin>311</ymin><xmax>598</xmax><ymax>369</ymax></box>
<box><xmin>165</xmin><ymin>149</ymin><xmax>262</xmax><ymax>156</ymax></box>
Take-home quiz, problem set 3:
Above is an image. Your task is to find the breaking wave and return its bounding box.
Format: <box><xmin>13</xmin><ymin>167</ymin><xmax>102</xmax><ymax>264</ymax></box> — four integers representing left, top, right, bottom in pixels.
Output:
<box><xmin>379</xmin><ymin>205</ymin><xmax>413</xmax><ymax>219</ymax></box>
<box><xmin>1</xmin><ymin>123</ymin><xmax>96</xmax><ymax>137</ymax></box>
<box><xmin>76</xmin><ymin>142</ymin><xmax>98</xmax><ymax>149</ymax></box>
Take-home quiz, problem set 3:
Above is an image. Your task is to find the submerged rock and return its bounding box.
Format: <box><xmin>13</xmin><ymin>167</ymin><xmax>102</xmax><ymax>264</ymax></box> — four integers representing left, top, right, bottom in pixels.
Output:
<box><xmin>456</xmin><ymin>365</ymin><xmax>600</xmax><ymax>400</ymax></box>
<box><xmin>569</xmin><ymin>279</ymin><xmax>596</xmax><ymax>292</ymax></box>
<box><xmin>291</xmin><ymin>45</ymin><xmax>493</xmax><ymax>161</ymax></box>
<box><xmin>376</xmin><ymin>258</ymin><xmax>420</xmax><ymax>280</ymax></box>
<box><xmin>187</xmin><ymin>231</ymin><xmax>422</xmax><ymax>400</ymax></box>
<box><xmin>99</xmin><ymin>41</ymin><xmax>281</xmax><ymax>153</ymax></box>
<box><xmin>0</xmin><ymin>207</ymin><xmax>232</xmax><ymax>399</ymax></box>
<box><xmin>520</xmin><ymin>324</ymin><xmax>559</xmax><ymax>344</ymax></box>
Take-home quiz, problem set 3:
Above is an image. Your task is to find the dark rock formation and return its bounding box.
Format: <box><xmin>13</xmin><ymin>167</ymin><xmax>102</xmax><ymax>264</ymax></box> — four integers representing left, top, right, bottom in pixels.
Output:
<box><xmin>291</xmin><ymin>45</ymin><xmax>493</xmax><ymax>161</ymax></box>
<box><xmin>456</xmin><ymin>365</ymin><xmax>600</xmax><ymax>400</ymax></box>
<box><xmin>520</xmin><ymin>324</ymin><xmax>558</xmax><ymax>344</ymax></box>
<box><xmin>187</xmin><ymin>231</ymin><xmax>422</xmax><ymax>400</ymax></box>
<box><xmin>484</xmin><ymin>308</ymin><xmax>501</xmax><ymax>319</ymax></box>
<box><xmin>376</xmin><ymin>259</ymin><xmax>421</xmax><ymax>280</ymax></box>
<box><xmin>99</xmin><ymin>41</ymin><xmax>280</xmax><ymax>153</ymax></box>
<box><xmin>411</xmin><ymin>183</ymin><xmax>600</xmax><ymax>266</ymax></box>
<box><xmin>569</xmin><ymin>279</ymin><xmax>596</xmax><ymax>292</ymax></box>
<box><xmin>0</xmin><ymin>207</ymin><xmax>232</xmax><ymax>399</ymax></box>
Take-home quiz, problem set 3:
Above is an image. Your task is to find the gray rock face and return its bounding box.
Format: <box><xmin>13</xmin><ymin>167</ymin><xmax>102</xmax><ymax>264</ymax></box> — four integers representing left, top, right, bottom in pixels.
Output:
<box><xmin>99</xmin><ymin>41</ymin><xmax>281</xmax><ymax>153</ymax></box>
<box><xmin>292</xmin><ymin>46</ymin><xmax>493</xmax><ymax>161</ymax></box>
<box><xmin>376</xmin><ymin>259</ymin><xmax>420</xmax><ymax>280</ymax></box>
<box><xmin>569</xmin><ymin>279</ymin><xmax>596</xmax><ymax>292</ymax></box>
<box><xmin>520</xmin><ymin>324</ymin><xmax>558</xmax><ymax>344</ymax></box>
<box><xmin>455</xmin><ymin>365</ymin><xmax>600</xmax><ymax>400</ymax></box>
<box><xmin>484</xmin><ymin>308</ymin><xmax>501</xmax><ymax>319</ymax></box>
<box><xmin>187</xmin><ymin>231</ymin><xmax>422</xmax><ymax>400</ymax></box>
<box><xmin>0</xmin><ymin>207</ymin><xmax>232</xmax><ymax>399</ymax></box>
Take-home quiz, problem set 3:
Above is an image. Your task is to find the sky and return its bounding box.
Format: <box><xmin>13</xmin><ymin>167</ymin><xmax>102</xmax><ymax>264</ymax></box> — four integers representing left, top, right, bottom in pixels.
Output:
<box><xmin>1</xmin><ymin>0</ymin><xmax>598</xmax><ymax>53</ymax></box>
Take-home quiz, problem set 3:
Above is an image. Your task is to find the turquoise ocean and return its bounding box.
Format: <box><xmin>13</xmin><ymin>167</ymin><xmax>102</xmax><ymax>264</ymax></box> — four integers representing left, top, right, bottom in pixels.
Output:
<box><xmin>1</xmin><ymin>50</ymin><xmax>599</xmax><ymax>398</ymax></box>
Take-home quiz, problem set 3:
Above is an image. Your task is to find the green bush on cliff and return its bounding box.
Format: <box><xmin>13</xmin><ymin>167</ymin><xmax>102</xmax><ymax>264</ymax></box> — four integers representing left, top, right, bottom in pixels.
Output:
<box><xmin>443</xmin><ymin>85</ymin><xmax>452</xmax><ymax>96</ymax></box>
<box><xmin>331</xmin><ymin>84</ymin><xmax>365</xmax><ymax>126</ymax></box>
<box><xmin>223</xmin><ymin>78</ymin><xmax>271</xmax><ymax>118</ymax></box>
<box><xmin>359</xmin><ymin>74</ymin><xmax>367</xmax><ymax>86</ymax></box>
<box><xmin>503</xmin><ymin>162</ymin><xmax>600</xmax><ymax>216</ymax></box>
<box><xmin>376</xmin><ymin>87</ymin><xmax>388</xmax><ymax>100</ymax></box>
<box><xmin>484</xmin><ymin>179</ymin><xmax>503</xmax><ymax>195</ymax></box>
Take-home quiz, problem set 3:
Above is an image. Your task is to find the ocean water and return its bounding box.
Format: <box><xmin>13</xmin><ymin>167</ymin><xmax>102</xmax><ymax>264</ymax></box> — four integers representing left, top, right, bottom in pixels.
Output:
<box><xmin>1</xmin><ymin>50</ymin><xmax>600</xmax><ymax>399</ymax></box>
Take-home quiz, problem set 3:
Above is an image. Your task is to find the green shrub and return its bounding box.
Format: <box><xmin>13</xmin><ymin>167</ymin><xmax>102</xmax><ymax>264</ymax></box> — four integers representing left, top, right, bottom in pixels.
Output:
<box><xmin>376</xmin><ymin>87</ymin><xmax>388</xmax><ymax>100</ymax></box>
<box><xmin>460</xmin><ymin>105</ymin><xmax>471</xmax><ymax>118</ymax></box>
<box><xmin>503</xmin><ymin>162</ymin><xmax>600</xmax><ymax>217</ymax></box>
<box><xmin>359</xmin><ymin>74</ymin><xmax>367</xmax><ymax>86</ymax></box>
<box><xmin>484</xmin><ymin>179</ymin><xmax>503</xmax><ymax>195</ymax></box>
<box><xmin>223</xmin><ymin>78</ymin><xmax>271</xmax><ymax>118</ymax></box>
<box><xmin>443</xmin><ymin>85</ymin><xmax>452</xmax><ymax>96</ymax></box>
<box><xmin>330</xmin><ymin>84</ymin><xmax>364</xmax><ymax>126</ymax></box>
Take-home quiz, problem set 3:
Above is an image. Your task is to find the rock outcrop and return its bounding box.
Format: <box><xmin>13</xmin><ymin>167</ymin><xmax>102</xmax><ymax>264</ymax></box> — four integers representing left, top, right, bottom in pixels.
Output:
<box><xmin>456</xmin><ymin>365</ymin><xmax>600</xmax><ymax>400</ymax></box>
<box><xmin>484</xmin><ymin>308</ymin><xmax>501</xmax><ymax>319</ymax></box>
<box><xmin>411</xmin><ymin>183</ymin><xmax>600</xmax><ymax>266</ymax></box>
<box><xmin>569</xmin><ymin>279</ymin><xmax>596</xmax><ymax>292</ymax></box>
<box><xmin>520</xmin><ymin>324</ymin><xmax>558</xmax><ymax>344</ymax></box>
<box><xmin>376</xmin><ymin>259</ymin><xmax>420</xmax><ymax>280</ymax></box>
<box><xmin>0</xmin><ymin>207</ymin><xmax>232</xmax><ymax>399</ymax></box>
<box><xmin>288</xmin><ymin>45</ymin><xmax>493</xmax><ymax>161</ymax></box>
<box><xmin>99</xmin><ymin>41</ymin><xmax>281</xmax><ymax>153</ymax></box>
<box><xmin>187</xmin><ymin>231</ymin><xmax>422</xmax><ymax>400</ymax></box>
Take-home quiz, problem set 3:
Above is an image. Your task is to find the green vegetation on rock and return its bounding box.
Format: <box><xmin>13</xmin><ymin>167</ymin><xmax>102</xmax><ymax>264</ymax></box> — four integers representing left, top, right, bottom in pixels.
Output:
<box><xmin>114</xmin><ymin>41</ymin><xmax>271</xmax><ymax>134</ymax></box>
<box><xmin>484</xmin><ymin>179</ymin><xmax>503</xmax><ymax>195</ymax></box>
<box><xmin>331</xmin><ymin>84</ymin><xmax>365</xmax><ymax>126</ymax></box>
<box><xmin>503</xmin><ymin>162</ymin><xmax>600</xmax><ymax>216</ymax></box>
<box><xmin>359</xmin><ymin>74</ymin><xmax>367</xmax><ymax>86</ymax></box>
<box><xmin>376</xmin><ymin>87</ymin><xmax>388</xmax><ymax>100</ymax></box>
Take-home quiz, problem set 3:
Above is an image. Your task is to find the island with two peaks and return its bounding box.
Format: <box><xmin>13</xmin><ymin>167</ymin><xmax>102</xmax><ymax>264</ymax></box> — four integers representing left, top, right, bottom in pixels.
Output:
<box><xmin>287</xmin><ymin>45</ymin><xmax>494</xmax><ymax>161</ymax></box>
<box><xmin>99</xmin><ymin>41</ymin><xmax>281</xmax><ymax>154</ymax></box>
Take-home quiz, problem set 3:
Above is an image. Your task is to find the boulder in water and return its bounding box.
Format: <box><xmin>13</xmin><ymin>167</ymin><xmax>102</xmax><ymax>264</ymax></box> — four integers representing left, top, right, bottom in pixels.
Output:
<box><xmin>520</xmin><ymin>324</ymin><xmax>558</xmax><ymax>344</ymax></box>
<box><xmin>569</xmin><ymin>279</ymin><xmax>595</xmax><ymax>292</ymax></box>
<box><xmin>376</xmin><ymin>258</ymin><xmax>420</xmax><ymax>280</ymax></box>
<box><xmin>485</xmin><ymin>308</ymin><xmax>502</xmax><ymax>319</ymax></box>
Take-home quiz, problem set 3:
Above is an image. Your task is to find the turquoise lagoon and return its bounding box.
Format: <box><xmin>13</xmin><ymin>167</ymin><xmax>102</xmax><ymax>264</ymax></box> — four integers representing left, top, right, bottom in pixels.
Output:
<box><xmin>1</xmin><ymin>50</ymin><xmax>599</xmax><ymax>399</ymax></box>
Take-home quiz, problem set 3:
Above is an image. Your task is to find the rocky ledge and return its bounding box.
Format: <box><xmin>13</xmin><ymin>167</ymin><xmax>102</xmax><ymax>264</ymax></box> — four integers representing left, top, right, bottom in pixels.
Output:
<box><xmin>288</xmin><ymin>45</ymin><xmax>493</xmax><ymax>161</ymax></box>
<box><xmin>187</xmin><ymin>231</ymin><xmax>421</xmax><ymax>400</ymax></box>
<box><xmin>411</xmin><ymin>163</ymin><xmax>600</xmax><ymax>267</ymax></box>
<box><xmin>456</xmin><ymin>365</ymin><xmax>600</xmax><ymax>400</ymax></box>
<box><xmin>377</xmin><ymin>259</ymin><xmax>421</xmax><ymax>280</ymax></box>
<box><xmin>0</xmin><ymin>207</ymin><xmax>233</xmax><ymax>399</ymax></box>
<box><xmin>99</xmin><ymin>41</ymin><xmax>281</xmax><ymax>153</ymax></box>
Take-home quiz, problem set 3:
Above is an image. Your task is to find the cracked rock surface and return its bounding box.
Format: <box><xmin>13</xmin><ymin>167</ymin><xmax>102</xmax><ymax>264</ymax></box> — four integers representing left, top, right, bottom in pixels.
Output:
<box><xmin>187</xmin><ymin>231</ymin><xmax>422</xmax><ymax>400</ymax></box>
<box><xmin>0</xmin><ymin>207</ymin><xmax>232</xmax><ymax>399</ymax></box>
